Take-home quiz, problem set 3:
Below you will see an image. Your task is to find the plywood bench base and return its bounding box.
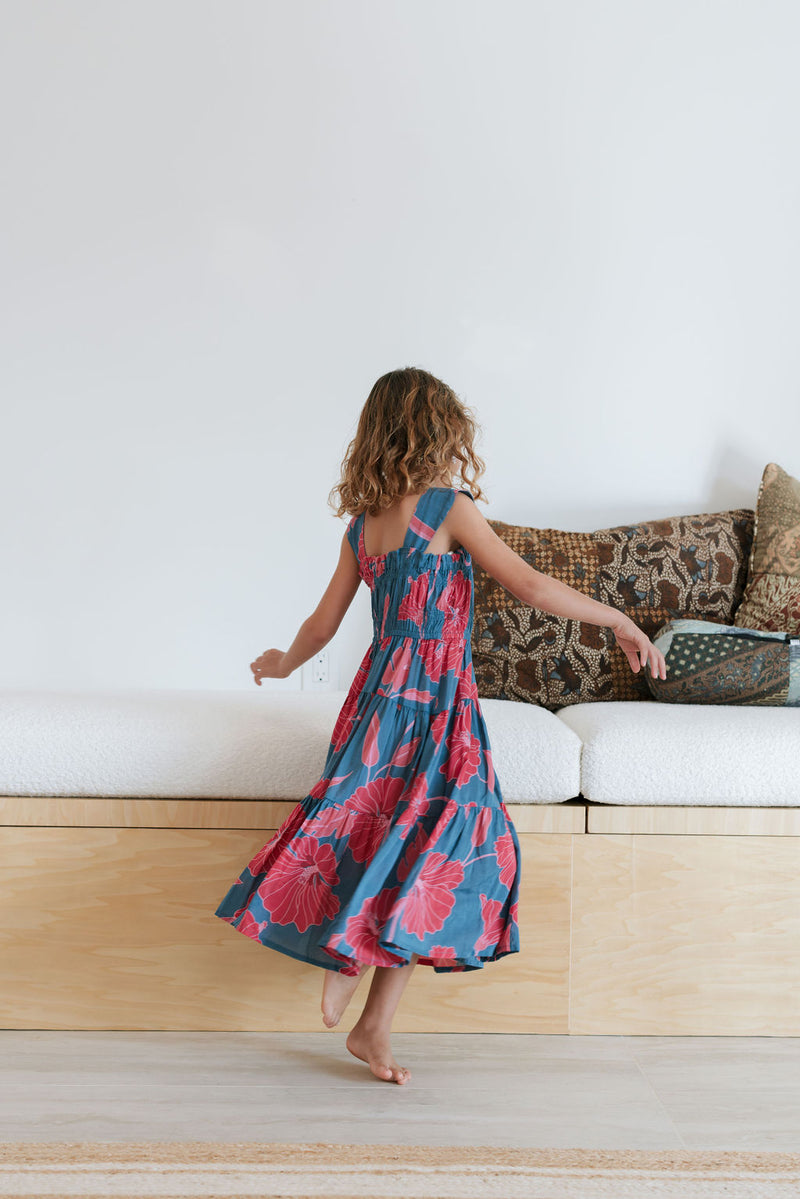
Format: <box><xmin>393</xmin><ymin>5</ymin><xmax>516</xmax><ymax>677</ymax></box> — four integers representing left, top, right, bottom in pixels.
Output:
<box><xmin>1</xmin><ymin>798</ymin><xmax>798</xmax><ymax>1034</ymax></box>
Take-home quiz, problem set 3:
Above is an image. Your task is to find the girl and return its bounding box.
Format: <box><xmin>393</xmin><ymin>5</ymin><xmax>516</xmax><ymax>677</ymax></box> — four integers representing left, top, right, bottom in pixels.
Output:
<box><xmin>215</xmin><ymin>367</ymin><xmax>667</xmax><ymax>1087</ymax></box>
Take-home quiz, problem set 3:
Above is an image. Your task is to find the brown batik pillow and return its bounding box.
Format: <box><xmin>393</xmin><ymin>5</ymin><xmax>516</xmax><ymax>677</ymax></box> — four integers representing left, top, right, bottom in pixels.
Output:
<box><xmin>471</xmin><ymin>508</ymin><xmax>755</xmax><ymax>710</ymax></box>
<box><xmin>733</xmin><ymin>462</ymin><xmax>800</xmax><ymax>636</ymax></box>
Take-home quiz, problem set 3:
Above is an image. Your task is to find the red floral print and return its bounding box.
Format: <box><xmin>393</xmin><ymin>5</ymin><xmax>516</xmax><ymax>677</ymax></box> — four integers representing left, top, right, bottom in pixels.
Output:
<box><xmin>485</xmin><ymin>745</ymin><xmax>495</xmax><ymax>790</ymax></box>
<box><xmin>332</xmin><ymin>886</ymin><xmax>402</xmax><ymax>967</ymax></box>
<box><xmin>431</xmin><ymin>710</ymin><xmax>449</xmax><ymax>745</ymax></box>
<box><xmin>454</xmin><ymin>661</ymin><xmax>480</xmax><ymax>703</ymax></box>
<box><xmin>337</xmin><ymin>775</ymin><xmax>406</xmax><ymax>864</ymax></box>
<box><xmin>247</xmin><ymin>803</ymin><xmax>307</xmax><ymax>875</ymax></box>
<box><xmin>395</xmin><ymin>775</ymin><xmax>431</xmax><ymax>835</ymax></box>
<box><xmin>497</xmin><ymin>901</ymin><xmax>519</xmax><ymax>953</ymax></box>
<box><xmin>380</xmin><ymin>643</ymin><xmax>414</xmax><ymax>690</ymax></box>
<box><xmin>436</xmin><ymin>570</ymin><xmax>470</xmax><ymax>638</ymax></box>
<box><xmin>235</xmin><ymin>908</ymin><xmax>269</xmax><ymax>941</ymax></box>
<box><xmin>331</xmin><ymin>648</ymin><xmax>371</xmax><ymax>750</ymax></box>
<box><xmin>474</xmin><ymin>892</ymin><xmax>507</xmax><ymax>954</ymax></box>
<box><xmin>471</xmin><ymin>806</ymin><xmax>493</xmax><ymax>848</ymax></box>
<box><xmin>390</xmin><ymin>732</ymin><xmax>421</xmax><ymax>768</ymax></box>
<box><xmin>361</xmin><ymin>710</ymin><xmax>381</xmax><ymax>767</ymax></box>
<box><xmin>398</xmin><ymin>572</ymin><xmax>430</xmax><ymax>627</ymax></box>
<box><xmin>494</xmin><ymin>830</ymin><xmax>517</xmax><ymax>889</ymax></box>
<box><xmin>440</xmin><ymin>704</ymin><xmax>482</xmax><ymax>787</ymax></box>
<box><xmin>396</xmin><ymin>798</ymin><xmax>458</xmax><ymax>882</ymax></box>
<box><xmin>399</xmin><ymin>851</ymin><xmax>464</xmax><ymax>938</ymax></box>
<box><xmin>256</xmin><ymin>835</ymin><xmax>340</xmax><ymax>932</ymax></box>
<box><xmin>215</xmin><ymin>485</ymin><xmax>521</xmax><ymax>976</ymax></box>
<box><xmin>417</xmin><ymin>636</ymin><xmax>463</xmax><ymax>684</ymax></box>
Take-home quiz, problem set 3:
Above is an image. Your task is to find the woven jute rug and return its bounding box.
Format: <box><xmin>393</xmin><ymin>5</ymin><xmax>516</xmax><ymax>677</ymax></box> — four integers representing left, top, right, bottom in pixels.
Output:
<box><xmin>0</xmin><ymin>1143</ymin><xmax>798</xmax><ymax>1198</ymax></box>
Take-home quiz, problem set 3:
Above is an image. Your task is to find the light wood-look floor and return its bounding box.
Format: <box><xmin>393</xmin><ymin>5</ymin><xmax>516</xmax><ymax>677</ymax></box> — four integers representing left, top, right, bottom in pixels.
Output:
<box><xmin>3</xmin><ymin>1031</ymin><xmax>800</xmax><ymax>1150</ymax></box>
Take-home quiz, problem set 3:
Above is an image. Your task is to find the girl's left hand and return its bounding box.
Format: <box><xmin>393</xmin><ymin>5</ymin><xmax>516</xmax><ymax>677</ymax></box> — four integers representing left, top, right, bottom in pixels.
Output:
<box><xmin>612</xmin><ymin>616</ymin><xmax>667</xmax><ymax>680</ymax></box>
<box><xmin>250</xmin><ymin>648</ymin><xmax>289</xmax><ymax>685</ymax></box>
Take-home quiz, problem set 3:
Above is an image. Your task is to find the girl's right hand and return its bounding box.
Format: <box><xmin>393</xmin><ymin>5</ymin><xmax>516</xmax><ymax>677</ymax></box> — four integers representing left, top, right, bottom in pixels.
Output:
<box><xmin>611</xmin><ymin>616</ymin><xmax>667</xmax><ymax>680</ymax></box>
<box><xmin>250</xmin><ymin>649</ymin><xmax>289</xmax><ymax>685</ymax></box>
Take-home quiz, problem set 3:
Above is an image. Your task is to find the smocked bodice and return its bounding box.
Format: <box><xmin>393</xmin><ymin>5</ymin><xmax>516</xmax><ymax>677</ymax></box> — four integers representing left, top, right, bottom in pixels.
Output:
<box><xmin>346</xmin><ymin>487</ymin><xmax>474</xmax><ymax>643</ymax></box>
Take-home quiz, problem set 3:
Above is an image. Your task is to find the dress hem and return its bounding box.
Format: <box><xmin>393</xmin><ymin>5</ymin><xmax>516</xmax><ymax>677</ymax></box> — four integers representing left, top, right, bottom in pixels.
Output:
<box><xmin>216</xmin><ymin>910</ymin><xmax>520</xmax><ymax>975</ymax></box>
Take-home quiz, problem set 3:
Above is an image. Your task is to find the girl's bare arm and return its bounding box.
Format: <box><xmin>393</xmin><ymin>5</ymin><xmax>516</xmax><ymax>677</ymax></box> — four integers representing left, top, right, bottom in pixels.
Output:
<box><xmin>446</xmin><ymin>494</ymin><xmax>667</xmax><ymax>680</ymax></box>
<box><xmin>251</xmin><ymin>532</ymin><xmax>361</xmax><ymax>683</ymax></box>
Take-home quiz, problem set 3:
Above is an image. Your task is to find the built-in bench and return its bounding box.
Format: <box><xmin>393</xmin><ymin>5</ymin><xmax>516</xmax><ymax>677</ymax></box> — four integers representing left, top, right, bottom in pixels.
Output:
<box><xmin>1</xmin><ymin>689</ymin><xmax>798</xmax><ymax>1035</ymax></box>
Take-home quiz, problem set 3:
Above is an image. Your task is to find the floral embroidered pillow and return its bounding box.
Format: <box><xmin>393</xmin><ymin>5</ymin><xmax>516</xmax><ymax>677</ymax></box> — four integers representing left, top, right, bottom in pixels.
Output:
<box><xmin>734</xmin><ymin>462</ymin><xmax>800</xmax><ymax>636</ymax></box>
<box><xmin>471</xmin><ymin>508</ymin><xmax>755</xmax><ymax>710</ymax></box>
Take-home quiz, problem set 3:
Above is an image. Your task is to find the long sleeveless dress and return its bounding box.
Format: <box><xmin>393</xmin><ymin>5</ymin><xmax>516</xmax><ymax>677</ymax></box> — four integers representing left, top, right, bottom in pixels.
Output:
<box><xmin>214</xmin><ymin>485</ymin><xmax>521</xmax><ymax>974</ymax></box>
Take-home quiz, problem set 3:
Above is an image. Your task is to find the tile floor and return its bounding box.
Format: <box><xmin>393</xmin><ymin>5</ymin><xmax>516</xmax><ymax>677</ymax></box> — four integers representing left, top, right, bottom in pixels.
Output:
<box><xmin>2</xmin><ymin>1032</ymin><xmax>800</xmax><ymax>1150</ymax></box>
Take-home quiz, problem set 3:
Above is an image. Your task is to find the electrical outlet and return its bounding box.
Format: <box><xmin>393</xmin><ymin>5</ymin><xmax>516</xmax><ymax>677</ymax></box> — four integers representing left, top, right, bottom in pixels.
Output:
<box><xmin>304</xmin><ymin>649</ymin><xmax>331</xmax><ymax>690</ymax></box>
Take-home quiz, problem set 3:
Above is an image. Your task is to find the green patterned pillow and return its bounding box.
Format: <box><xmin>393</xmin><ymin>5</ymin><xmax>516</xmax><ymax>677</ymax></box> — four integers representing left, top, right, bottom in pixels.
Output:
<box><xmin>646</xmin><ymin>618</ymin><xmax>800</xmax><ymax>706</ymax></box>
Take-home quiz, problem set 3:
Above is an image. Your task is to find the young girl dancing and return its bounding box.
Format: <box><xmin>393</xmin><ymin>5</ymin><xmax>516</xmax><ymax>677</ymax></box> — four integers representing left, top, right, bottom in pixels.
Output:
<box><xmin>214</xmin><ymin>367</ymin><xmax>667</xmax><ymax>1086</ymax></box>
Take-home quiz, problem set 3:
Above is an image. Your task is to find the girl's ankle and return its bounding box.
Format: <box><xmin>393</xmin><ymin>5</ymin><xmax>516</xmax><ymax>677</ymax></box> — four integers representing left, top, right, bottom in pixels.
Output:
<box><xmin>352</xmin><ymin>1013</ymin><xmax>390</xmax><ymax>1037</ymax></box>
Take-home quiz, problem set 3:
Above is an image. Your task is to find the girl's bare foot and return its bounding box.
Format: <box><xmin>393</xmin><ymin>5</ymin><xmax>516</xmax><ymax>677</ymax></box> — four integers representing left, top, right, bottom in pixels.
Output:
<box><xmin>321</xmin><ymin>964</ymin><xmax>367</xmax><ymax>1028</ymax></box>
<box><xmin>345</xmin><ymin>1020</ymin><xmax>411</xmax><ymax>1084</ymax></box>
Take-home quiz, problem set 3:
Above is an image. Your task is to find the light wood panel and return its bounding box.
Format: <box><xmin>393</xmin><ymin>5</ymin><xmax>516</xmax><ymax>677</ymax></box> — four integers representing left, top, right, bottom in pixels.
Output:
<box><xmin>570</xmin><ymin>833</ymin><xmax>800</xmax><ymax>1035</ymax></box>
<box><xmin>0</xmin><ymin>796</ymin><xmax>586</xmax><ymax>834</ymax></box>
<box><xmin>0</xmin><ymin>827</ymin><xmax>572</xmax><ymax>1033</ymax></box>
<box><xmin>587</xmin><ymin>804</ymin><xmax>800</xmax><ymax>836</ymax></box>
<box><xmin>3</xmin><ymin>800</ymin><xmax>799</xmax><ymax>1034</ymax></box>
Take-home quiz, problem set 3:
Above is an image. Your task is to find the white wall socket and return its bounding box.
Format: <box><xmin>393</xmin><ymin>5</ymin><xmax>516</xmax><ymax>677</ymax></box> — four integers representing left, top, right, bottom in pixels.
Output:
<box><xmin>304</xmin><ymin>649</ymin><xmax>331</xmax><ymax>690</ymax></box>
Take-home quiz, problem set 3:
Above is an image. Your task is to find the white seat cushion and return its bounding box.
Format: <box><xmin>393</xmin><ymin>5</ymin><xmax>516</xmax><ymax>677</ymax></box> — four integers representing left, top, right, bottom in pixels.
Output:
<box><xmin>479</xmin><ymin>697</ymin><xmax>581</xmax><ymax>802</ymax></box>
<box><xmin>0</xmin><ymin>689</ymin><xmax>345</xmax><ymax>800</ymax></box>
<box><xmin>556</xmin><ymin>701</ymin><xmax>800</xmax><ymax>805</ymax></box>
<box><xmin>0</xmin><ymin>689</ymin><xmax>581</xmax><ymax>804</ymax></box>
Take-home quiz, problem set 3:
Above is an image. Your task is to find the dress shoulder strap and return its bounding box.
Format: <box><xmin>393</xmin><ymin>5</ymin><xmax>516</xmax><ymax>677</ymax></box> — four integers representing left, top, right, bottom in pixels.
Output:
<box><xmin>403</xmin><ymin>486</ymin><xmax>461</xmax><ymax>551</ymax></box>
<box><xmin>345</xmin><ymin>512</ymin><xmax>364</xmax><ymax>562</ymax></box>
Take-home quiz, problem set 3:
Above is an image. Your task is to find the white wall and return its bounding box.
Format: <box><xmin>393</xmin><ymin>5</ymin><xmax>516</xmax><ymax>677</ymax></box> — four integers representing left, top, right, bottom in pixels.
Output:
<box><xmin>1</xmin><ymin>1</ymin><xmax>798</xmax><ymax>693</ymax></box>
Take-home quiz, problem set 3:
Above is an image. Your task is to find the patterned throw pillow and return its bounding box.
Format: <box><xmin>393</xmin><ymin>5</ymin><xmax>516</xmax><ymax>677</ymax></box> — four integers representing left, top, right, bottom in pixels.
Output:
<box><xmin>646</xmin><ymin>618</ymin><xmax>800</xmax><ymax>706</ymax></box>
<box><xmin>471</xmin><ymin>509</ymin><xmax>755</xmax><ymax>710</ymax></box>
<box><xmin>733</xmin><ymin>462</ymin><xmax>800</xmax><ymax>636</ymax></box>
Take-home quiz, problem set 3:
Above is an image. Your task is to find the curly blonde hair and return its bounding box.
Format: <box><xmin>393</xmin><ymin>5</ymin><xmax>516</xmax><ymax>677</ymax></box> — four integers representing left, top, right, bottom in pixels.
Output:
<box><xmin>329</xmin><ymin>367</ymin><xmax>487</xmax><ymax>519</ymax></box>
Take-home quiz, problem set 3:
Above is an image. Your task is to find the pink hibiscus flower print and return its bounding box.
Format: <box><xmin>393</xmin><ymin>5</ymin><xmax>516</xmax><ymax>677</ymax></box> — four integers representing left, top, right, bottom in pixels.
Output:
<box><xmin>247</xmin><ymin>803</ymin><xmax>307</xmax><ymax>876</ymax></box>
<box><xmin>396</xmin><ymin>799</ymin><xmax>458</xmax><ymax>882</ymax></box>
<box><xmin>256</xmin><ymin>835</ymin><xmax>340</xmax><ymax>932</ymax></box>
<box><xmin>431</xmin><ymin>710</ymin><xmax>449</xmax><ymax>746</ymax></box>
<box><xmin>427</xmin><ymin>944</ymin><xmax>460</xmax><ymax>968</ymax></box>
<box><xmin>397</xmin><ymin>572</ymin><xmax>430</xmax><ymax>628</ymax></box>
<box><xmin>332</xmin><ymin>886</ymin><xmax>401</xmax><ymax>968</ymax></box>
<box><xmin>440</xmin><ymin>705</ymin><xmax>482</xmax><ymax>788</ymax></box>
<box><xmin>470</xmin><ymin>806</ymin><xmax>493</xmax><ymax>848</ymax></box>
<box><xmin>389</xmin><ymin>732</ymin><xmax>421</xmax><ymax>768</ymax></box>
<box><xmin>436</xmin><ymin>571</ymin><xmax>470</xmax><ymax>637</ymax></box>
<box><xmin>453</xmin><ymin>661</ymin><xmax>480</xmax><ymax>703</ymax></box>
<box><xmin>361</xmin><ymin>710</ymin><xmax>382</xmax><ymax>767</ymax></box>
<box><xmin>399</xmin><ymin>851</ymin><xmax>464</xmax><ymax>938</ymax></box>
<box><xmin>234</xmin><ymin>908</ymin><xmax>269</xmax><ymax>941</ymax></box>
<box><xmin>494</xmin><ymin>829</ymin><xmax>517</xmax><ymax>889</ymax></box>
<box><xmin>416</xmin><ymin>637</ymin><xmax>464</xmax><ymax>684</ymax></box>
<box><xmin>337</xmin><ymin>775</ymin><xmax>406</xmax><ymax>864</ymax></box>
<box><xmin>485</xmin><ymin>745</ymin><xmax>495</xmax><ymax>790</ymax></box>
<box><xmin>381</xmin><ymin>642</ymin><xmax>414</xmax><ymax>691</ymax></box>
<box><xmin>474</xmin><ymin>892</ymin><xmax>507</xmax><ymax>954</ymax></box>
<box><xmin>331</xmin><ymin>650</ymin><xmax>371</xmax><ymax>750</ymax></box>
<box><xmin>497</xmin><ymin>900</ymin><xmax>519</xmax><ymax>953</ymax></box>
<box><xmin>395</xmin><ymin>775</ymin><xmax>431</xmax><ymax>836</ymax></box>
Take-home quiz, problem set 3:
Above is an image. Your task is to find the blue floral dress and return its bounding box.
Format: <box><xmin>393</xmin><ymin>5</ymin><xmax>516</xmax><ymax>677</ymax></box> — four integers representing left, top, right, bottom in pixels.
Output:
<box><xmin>214</xmin><ymin>486</ymin><xmax>521</xmax><ymax>974</ymax></box>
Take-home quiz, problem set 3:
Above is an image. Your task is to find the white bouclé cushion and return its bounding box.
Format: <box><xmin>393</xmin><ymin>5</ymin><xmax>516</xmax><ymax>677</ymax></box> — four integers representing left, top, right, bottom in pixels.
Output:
<box><xmin>556</xmin><ymin>700</ymin><xmax>800</xmax><ymax>805</ymax></box>
<box><xmin>479</xmin><ymin>696</ymin><xmax>581</xmax><ymax>802</ymax></box>
<box><xmin>0</xmin><ymin>689</ymin><xmax>344</xmax><ymax>800</ymax></box>
<box><xmin>0</xmin><ymin>688</ymin><xmax>581</xmax><ymax>804</ymax></box>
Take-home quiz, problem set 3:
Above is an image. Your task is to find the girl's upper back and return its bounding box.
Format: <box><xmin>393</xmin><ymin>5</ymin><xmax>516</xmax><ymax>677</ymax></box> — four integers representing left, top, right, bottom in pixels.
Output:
<box><xmin>346</xmin><ymin>487</ymin><xmax>477</xmax><ymax>644</ymax></box>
